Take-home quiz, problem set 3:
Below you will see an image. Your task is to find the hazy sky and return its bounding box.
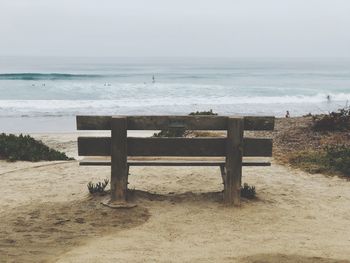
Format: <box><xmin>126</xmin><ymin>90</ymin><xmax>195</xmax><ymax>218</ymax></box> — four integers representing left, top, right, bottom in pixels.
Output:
<box><xmin>0</xmin><ymin>0</ymin><xmax>349</xmax><ymax>57</ymax></box>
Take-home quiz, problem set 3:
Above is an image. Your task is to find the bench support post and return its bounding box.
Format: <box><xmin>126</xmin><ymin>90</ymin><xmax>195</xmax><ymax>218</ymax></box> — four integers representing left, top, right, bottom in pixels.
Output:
<box><xmin>224</xmin><ymin>117</ymin><xmax>243</xmax><ymax>206</ymax></box>
<box><xmin>110</xmin><ymin>116</ymin><xmax>128</xmax><ymax>203</ymax></box>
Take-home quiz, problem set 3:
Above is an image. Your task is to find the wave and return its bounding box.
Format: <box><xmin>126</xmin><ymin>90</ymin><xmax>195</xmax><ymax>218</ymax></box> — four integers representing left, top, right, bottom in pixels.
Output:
<box><xmin>0</xmin><ymin>73</ymin><xmax>102</xmax><ymax>80</ymax></box>
<box><xmin>0</xmin><ymin>93</ymin><xmax>349</xmax><ymax>107</ymax></box>
<box><xmin>0</xmin><ymin>93</ymin><xmax>349</xmax><ymax>118</ymax></box>
<box><xmin>0</xmin><ymin>72</ymin><xmax>186</xmax><ymax>80</ymax></box>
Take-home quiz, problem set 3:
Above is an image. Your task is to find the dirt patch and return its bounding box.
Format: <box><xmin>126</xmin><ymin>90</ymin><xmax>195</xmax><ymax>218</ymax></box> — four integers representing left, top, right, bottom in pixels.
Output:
<box><xmin>0</xmin><ymin>195</ymin><xmax>149</xmax><ymax>263</ymax></box>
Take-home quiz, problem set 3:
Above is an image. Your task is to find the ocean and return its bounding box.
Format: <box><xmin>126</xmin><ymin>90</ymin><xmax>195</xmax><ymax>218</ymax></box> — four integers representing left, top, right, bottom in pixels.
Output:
<box><xmin>0</xmin><ymin>56</ymin><xmax>349</xmax><ymax>132</ymax></box>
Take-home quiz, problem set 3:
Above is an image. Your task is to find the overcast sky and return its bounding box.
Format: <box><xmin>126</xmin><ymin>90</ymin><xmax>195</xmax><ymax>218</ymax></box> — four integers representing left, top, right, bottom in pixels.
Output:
<box><xmin>0</xmin><ymin>0</ymin><xmax>349</xmax><ymax>58</ymax></box>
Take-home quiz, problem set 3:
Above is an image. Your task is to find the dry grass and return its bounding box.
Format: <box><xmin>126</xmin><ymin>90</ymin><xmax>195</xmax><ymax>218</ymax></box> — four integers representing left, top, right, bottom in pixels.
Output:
<box><xmin>272</xmin><ymin>117</ymin><xmax>350</xmax><ymax>177</ymax></box>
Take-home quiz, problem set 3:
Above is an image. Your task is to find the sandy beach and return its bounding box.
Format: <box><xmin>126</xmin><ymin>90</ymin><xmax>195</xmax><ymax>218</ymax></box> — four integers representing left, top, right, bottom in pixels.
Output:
<box><xmin>1</xmin><ymin>131</ymin><xmax>350</xmax><ymax>263</ymax></box>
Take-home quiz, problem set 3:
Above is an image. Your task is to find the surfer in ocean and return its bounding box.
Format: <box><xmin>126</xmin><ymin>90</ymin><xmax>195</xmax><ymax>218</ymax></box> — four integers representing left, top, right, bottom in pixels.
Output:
<box><xmin>152</xmin><ymin>75</ymin><xmax>155</xmax><ymax>83</ymax></box>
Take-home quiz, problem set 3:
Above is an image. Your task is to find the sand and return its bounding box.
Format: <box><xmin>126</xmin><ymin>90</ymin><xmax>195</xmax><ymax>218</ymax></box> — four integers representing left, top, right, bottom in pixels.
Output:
<box><xmin>1</xmin><ymin>133</ymin><xmax>350</xmax><ymax>262</ymax></box>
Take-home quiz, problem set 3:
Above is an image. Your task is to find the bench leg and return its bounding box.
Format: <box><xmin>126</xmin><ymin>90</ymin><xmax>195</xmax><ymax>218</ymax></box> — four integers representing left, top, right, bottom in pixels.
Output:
<box><xmin>127</xmin><ymin>165</ymin><xmax>130</xmax><ymax>184</ymax></box>
<box><xmin>102</xmin><ymin>117</ymin><xmax>136</xmax><ymax>208</ymax></box>
<box><xmin>109</xmin><ymin>117</ymin><xmax>130</xmax><ymax>205</ymax></box>
<box><xmin>224</xmin><ymin>117</ymin><xmax>243</xmax><ymax>206</ymax></box>
<box><xmin>220</xmin><ymin>165</ymin><xmax>226</xmax><ymax>185</ymax></box>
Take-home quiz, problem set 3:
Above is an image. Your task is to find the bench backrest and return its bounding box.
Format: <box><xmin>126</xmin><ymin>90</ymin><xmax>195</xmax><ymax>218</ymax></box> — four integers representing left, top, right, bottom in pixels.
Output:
<box><xmin>77</xmin><ymin>115</ymin><xmax>274</xmax><ymax>158</ymax></box>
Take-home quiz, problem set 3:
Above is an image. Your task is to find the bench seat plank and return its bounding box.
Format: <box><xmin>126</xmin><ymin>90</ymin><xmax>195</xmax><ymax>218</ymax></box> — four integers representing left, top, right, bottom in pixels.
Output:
<box><xmin>79</xmin><ymin>160</ymin><xmax>271</xmax><ymax>167</ymax></box>
<box><xmin>78</xmin><ymin>137</ymin><xmax>273</xmax><ymax>157</ymax></box>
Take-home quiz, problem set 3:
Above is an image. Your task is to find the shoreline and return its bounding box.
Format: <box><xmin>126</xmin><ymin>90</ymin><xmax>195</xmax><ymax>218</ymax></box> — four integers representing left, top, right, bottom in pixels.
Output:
<box><xmin>0</xmin><ymin>105</ymin><xmax>343</xmax><ymax>133</ymax></box>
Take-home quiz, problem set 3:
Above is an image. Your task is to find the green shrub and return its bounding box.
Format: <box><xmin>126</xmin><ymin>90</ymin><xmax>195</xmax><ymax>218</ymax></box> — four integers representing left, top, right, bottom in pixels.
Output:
<box><xmin>0</xmin><ymin>133</ymin><xmax>72</xmax><ymax>162</ymax></box>
<box><xmin>153</xmin><ymin>110</ymin><xmax>218</xmax><ymax>137</ymax></box>
<box><xmin>312</xmin><ymin>107</ymin><xmax>350</xmax><ymax>131</ymax></box>
<box><xmin>189</xmin><ymin>109</ymin><xmax>218</xmax><ymax>116</ymax></box>
<box><xmin>290</xmin><ymin>145</ymin><xmax>350</xmax><ymax>177</ymax></box>
<box><xmin>241</xmin><ymin>183</ymin><xmax>256</xmax><ymax>199</ymax></box>
<box><xmin>87</xmin><ymin>179</ymin><xmax>109</xmax><ymax>194</ymax></box>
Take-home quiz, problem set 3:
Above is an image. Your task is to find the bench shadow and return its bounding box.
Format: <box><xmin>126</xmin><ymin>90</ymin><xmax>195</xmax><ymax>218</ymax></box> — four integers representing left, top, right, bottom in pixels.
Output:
<box><xmin>0</xmin><ymin>195</ymin><xmax>150</xmax><ymax>263</ymax></box>
<box><xmin>127</xmin><ymin>189</ymin><xmax>258</xmax><ymax>204</ymax></box>
<box><xmin>130</xmin><ymin>189</ymin><xmax>222</xmax><ymax>203</ymax></box>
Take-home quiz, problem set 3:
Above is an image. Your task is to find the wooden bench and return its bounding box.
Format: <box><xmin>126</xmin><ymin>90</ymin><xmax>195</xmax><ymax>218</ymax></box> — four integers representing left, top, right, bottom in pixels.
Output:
<box><xmin>77</xmin><ymin>115</ymin><xmax>274</xmax><ymax>206</ymax></box>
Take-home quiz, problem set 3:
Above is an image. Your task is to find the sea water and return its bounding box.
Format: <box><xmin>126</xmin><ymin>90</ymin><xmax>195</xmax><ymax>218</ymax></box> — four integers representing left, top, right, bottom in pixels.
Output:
<box><xmin>0</xmin><ymin>57</ymin><xmax>349</xmax><ymax>132</ymax></box>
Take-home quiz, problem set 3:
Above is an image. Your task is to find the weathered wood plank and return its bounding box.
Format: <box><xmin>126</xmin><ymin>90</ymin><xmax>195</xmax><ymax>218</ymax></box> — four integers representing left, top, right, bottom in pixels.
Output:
<box><xmin>77</xmin><ymin>137</ymin><xmax>272</xmax><ymax>157</ymax></box>
<box><xmin>128</xmin><ymin>116</ymin><xmax>227</xmax><ymax>130</ymax></box>
<box><xmin>79</xmin><ymin>160</ymin><xmax>271</xmax><ymax>166</ymax></box>
<box><xmin>77</xmin><ymin>116</ymin><xmax>111</xmax><ymax>130</ymax></box>
<box><xmin>78</xmin><ymin>137</ymin><xmax>111</xmax><ymax>156</ymax></box>
<box><xmin>110</xmin><ymin>117</ymin><xmax>128</xmax><ymax>202</ymax></box>
<box><xmin>224</xmin><ymin>117</ymin><xmax>243</xmax><ymax>206</ymax></box>
<box><xmin>128</xmin><ymin>138</ymin><xmax>224</xmax><ymax>156</ymax></box>
<box><xmin>244</xmin><ymin>137</ymin><xmax>273</xmax><ymax>157</ymax></box>
<box><xmin>76</xmin><ymin>115</ymin><xmax>274</xmax><ymax>131</ymax></box>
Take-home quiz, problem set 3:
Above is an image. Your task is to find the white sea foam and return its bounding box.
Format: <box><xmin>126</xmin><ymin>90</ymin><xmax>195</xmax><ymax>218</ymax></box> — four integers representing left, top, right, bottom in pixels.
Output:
<box><xmin>0</xmin><ymin>92</ymin><xmax>349</xmax><ymax>118</ymax></box>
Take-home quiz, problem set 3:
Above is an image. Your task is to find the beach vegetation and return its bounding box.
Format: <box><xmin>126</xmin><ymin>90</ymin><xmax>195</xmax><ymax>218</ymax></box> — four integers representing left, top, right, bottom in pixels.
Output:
<box><xmin>0</xmin><ymin>133</ymin><xmax>72</xmax><ymax>162</ymax></box>
<box><xmin>290</xmin><ymin>145</ymin><xmax>350</xmax><ymax>177</ymax></box>
<box><xmin>240</xmin><ymin>183</ymin><xmax>256</xmax><ymax>199</ymax></box>
<box><xmin>312</xmin><ymin>107</ymin><xmax>350</xmax><ymax>131</ymax></box>
<box><xmin>87</xmin><ymin>179</ymin><xmax>109</xmax><ymax>194</ymax></box>
<box><xmin>153</xmin><ymin>109</ymin><xmax>218</xmax><ymax>137</ymax></box>
<box><xmin>189</xmin><ymin>109</ymin><xmax>218</xmax><ymax>116</ymax></box>
<box><xmin>190</xmin><ymin>131</ymin><xmax>223</xmax><ymax>137</ymax></box>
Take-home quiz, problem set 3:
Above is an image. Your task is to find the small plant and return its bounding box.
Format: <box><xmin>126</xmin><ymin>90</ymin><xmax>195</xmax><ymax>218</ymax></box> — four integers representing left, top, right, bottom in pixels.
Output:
<box><xmin>303</xmin><ymin>113</ymin><xmax>313</xmax><ymax>117</ymax></box>
<box><xmin>312</xmin><ymin>107</ymin><xmax>350</xmax><ymax>131</ymax></box>
<box><xmin>0</xmin><ymin>133</ymin><xmax>73</xmax><ymax>162</ymax></box>
<box><xmin>189</xmin><ymin>109</ymin><xmax>218</xmax><ymax>116</ymax></box>
<box><xmin>87</xmin><ymin>179</ymin><xmax>109</xmax><ymax>194</ymax></box>
<box><xmin>240</xmin><ymin>183</ymin><xmax>256</xmax><ymax>199</ymax></box>
<box><xmin>153</xmin><ymin>110</ymin><xmax>218</xmax><ymax>137</ymax></box>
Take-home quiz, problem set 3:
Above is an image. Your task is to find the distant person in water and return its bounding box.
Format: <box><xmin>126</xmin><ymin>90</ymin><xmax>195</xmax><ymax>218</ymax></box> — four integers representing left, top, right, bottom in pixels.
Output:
<box><xmin>285</xmin><ymin>110</ymin><xmax>290</xmax><ymax>118</ymax></box>
<box><xmin>326</xmin><ymin>95</ymin><xmax>331</xmax><ymax>102</ymax></box>
<box><xmin>152</xmin><ymin>75</ymin><xmax>155</xmax><ymax>83</ymax></box>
